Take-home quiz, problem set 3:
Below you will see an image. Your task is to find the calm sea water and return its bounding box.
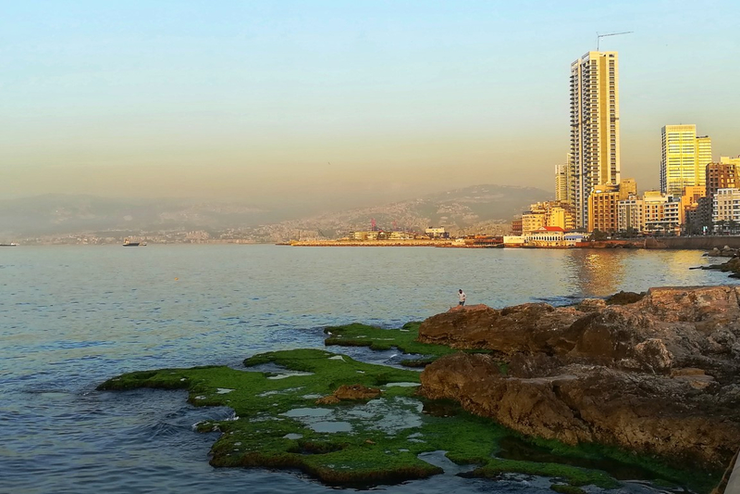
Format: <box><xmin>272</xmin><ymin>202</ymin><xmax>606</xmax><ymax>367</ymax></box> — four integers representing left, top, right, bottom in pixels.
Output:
<box><xmin>1</xmin><ymin>245</ymin><xmax>734</xmax><ymax>494</ymax></box>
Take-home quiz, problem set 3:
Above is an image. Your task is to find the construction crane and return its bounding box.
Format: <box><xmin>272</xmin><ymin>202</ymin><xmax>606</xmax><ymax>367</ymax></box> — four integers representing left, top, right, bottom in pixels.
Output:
<box><xmin>596</xmin><ymin>31</ymin><xmax>633</xmax><ymax>51</ymax></box>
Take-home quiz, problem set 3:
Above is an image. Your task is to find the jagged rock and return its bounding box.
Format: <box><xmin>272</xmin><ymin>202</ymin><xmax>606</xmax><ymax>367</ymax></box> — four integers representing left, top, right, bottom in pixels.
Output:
<box><xmin>575</xmin><ymin>298</ymin><xmax>606</xmax><ymax>312</ymax></box>
<box><xmin>417</xmin><ymin>286</ymin><xmax>740</xmax><ymax>471</ymax></box>
<box><xmin>417</xmin><ymin>303</ymin><xmax>583</xmax><ymax>357</ymax></box>
<box><xmin>316</xmin><ymin>384</ymin><xmax>381</xmax><ymax>404</ymax></box>
<box><xmin>419</xmin><ymin>286</ymin><xmax>740</xmax><ymax>375</ymax></box>
<box><xmin>605</xmin><ymin>290</ymin><xmax>645</xmax><ymax>305</ymax></box>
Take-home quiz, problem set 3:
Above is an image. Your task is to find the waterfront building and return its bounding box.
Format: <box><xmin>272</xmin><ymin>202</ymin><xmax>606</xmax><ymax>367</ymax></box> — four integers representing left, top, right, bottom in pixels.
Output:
<box><xmin>712</xmin><ymin>188</ymin><xmax>740</xmax><ymax>232</ymax></box>
<box><xmin>643</xmin><ymin>191</ymin><xmax>682</xmax><ymax>235</ymax></box>
<box><xmin>617</xmin><ymin>196</ymin><xmax>643</xmax><ymax>233</ymax></box>
<box><xmin>616</xmin><ymin>190</ymin><xmax>682</xmax><ymax>235</ymax></box>
<box><xmin>425</xmin><ymin>227</ymin><xmax>448</xmax><ymax>239</ymax></box>
<box><xmin>350</xmin><ymin>231</ymin><xmax>385</xmax><ymax>240</ymax></box>
<box><xmin>389</xmin><ymin>231</ymin><xmax>415</xmax><ymax>240</ymax></box>
<box><xmin>526</xmin><ymin>226</ymin><xmax>566</xmax><ymax>247</ymax></box>
<box><xmin>503</xmin><ymin>235</ymin><xmax>526</xmax><ymax>246</ymax></box>
<box><xmin>510</xmin><ymin>216</ymin><xmax>523</xmax><ymax>236</ymax></box>
<box><xmin>521</xmin><ymin>201</ymin><xmax>575</xmax><ymax>234</ymax></box>
<box><xmin>521</xmin><ymin>212</ymin><xmax>546</xmax><ymax>235</ymax></box>
<box><xmin>587</xmin><ymin>179</ymin><xmax>636</xmax><ymax>234</ymax></box>
<box><xmin>546</xmin><ymin>205</ymin><xmax>575</xmax><ymax>231</ymax></box>
<box><xmin>660</xmin><ymin>125</ymin><xmax>712</xmax><ymax>196</ymax></box>
<box><xmin>680</xmin><ymin>185</ymin><xmax>707</xmax><ymax>234</ymax></box>
<box><xmin>521</xmin><ymin>227</ymin><xmax>588</xmax><ymax>247</ymax></box>
<box><xmin>706</xmin><ymin>161</ymin><xmax>740</xmax><ymax>198</ymax></box>
<box><xmin>568</xmin><ymin>51</ymin><xmax>621</xmax><ymax>230</ymax></box>
<box><xmin>694</xmin><ymin>196</ymin><xmax>714</xmax><ymax>233</ymax></box>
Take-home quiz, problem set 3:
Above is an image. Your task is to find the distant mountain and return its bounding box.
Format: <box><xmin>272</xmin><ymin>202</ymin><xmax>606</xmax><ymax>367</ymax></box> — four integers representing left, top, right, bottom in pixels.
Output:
<box><xmin>0</xmin><ymin>185</ymin><xmax>550</xmax><ymax>243</ymax></box>
<box><xmin>0</xmin><ymin>194</ymin><xmax>275</xmax><ymax>238</ymax></box>
<box><xmin>236</xmin><ymin>184</ymin><xmax>551</xmax><ymax>243</ymax></box>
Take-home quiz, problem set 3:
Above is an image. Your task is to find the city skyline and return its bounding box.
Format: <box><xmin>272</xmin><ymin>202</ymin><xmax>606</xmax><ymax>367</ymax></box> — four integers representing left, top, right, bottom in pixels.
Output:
<box><xmin>1</xmin><ymin>1</ymin><xmax>739</xmax><ymax>213</ymax></box>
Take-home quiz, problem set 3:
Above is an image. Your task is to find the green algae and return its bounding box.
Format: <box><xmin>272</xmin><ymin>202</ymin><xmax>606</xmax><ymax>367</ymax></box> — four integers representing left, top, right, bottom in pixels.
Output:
<box><xmin>324</xmin><ymin>322</ymin><xmax>455</xmax><ymax>358</ymax></box>
<box><xmin>98</xmin><ymin>348</ymin><xmax>715</xmax><ymax>491</ymax></box>
<box><xmin>511</xmin><ymin>434</ymin><xmax>720</xmax><ymax>493</ymax></box>
<box><xmin>323</xmin><ymin>322</ymin><xmax>496</xmax><ymax>368</ymax></box>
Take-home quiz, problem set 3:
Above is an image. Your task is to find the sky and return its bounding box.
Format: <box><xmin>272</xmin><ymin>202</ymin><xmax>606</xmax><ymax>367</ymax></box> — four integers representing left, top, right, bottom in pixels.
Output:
<box><xmin>1</xmin><ymin>0</ymin><xmax>739</xmax><ymax>211</ymax></box>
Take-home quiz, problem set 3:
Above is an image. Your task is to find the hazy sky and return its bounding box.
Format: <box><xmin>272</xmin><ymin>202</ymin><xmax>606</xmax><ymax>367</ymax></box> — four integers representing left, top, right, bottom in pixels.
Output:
<box><xmin>1</xmin><ymin>0</ymin><xmax>738</xmax><ymax>209</ymax></box>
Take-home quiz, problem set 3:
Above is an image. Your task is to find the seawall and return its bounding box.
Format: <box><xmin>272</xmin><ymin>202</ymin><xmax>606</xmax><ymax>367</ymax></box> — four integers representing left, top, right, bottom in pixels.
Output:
<box><xmin>646</xmin><ymin>236</ymin><xmax>740</xmax><ymax>250</ymax></box>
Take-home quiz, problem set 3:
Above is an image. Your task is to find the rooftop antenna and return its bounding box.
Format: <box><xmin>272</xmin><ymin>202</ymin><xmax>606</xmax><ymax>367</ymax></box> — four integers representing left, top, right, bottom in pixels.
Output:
<box><xmin>596</xmin><ymin>31</ymin><xmax>633</xmax><ymax>51</ymax></box>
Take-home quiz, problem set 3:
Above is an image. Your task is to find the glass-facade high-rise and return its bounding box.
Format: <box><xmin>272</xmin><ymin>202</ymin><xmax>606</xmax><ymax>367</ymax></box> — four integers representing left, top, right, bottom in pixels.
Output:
<box><xmin>660</xmin><ymin>124</ymin><xmax>712</xmax><ymax>197</ymax></box>
<box><xmin>568</xmin><ymin>51</ymin><xmax>621</xmax><ymax>230</ymax></box>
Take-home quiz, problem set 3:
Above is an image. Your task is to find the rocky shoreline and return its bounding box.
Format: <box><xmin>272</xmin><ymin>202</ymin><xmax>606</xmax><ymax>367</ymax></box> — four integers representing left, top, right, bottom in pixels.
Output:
<box><xmin>417</xmin><ymin>286</ymin><xmax>740</xmax><ymax>474</ymax></box>
<box><xmin>96</xmin><ymin>286</ymin><xmax>740</xmax><ymax>493</ymax></box>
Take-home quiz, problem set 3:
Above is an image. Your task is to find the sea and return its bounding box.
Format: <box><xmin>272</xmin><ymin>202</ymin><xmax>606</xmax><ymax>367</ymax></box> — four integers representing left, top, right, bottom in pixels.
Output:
<box><xmin>1</xmin><ymin>244</ymin><xmax>735</xmax><ymax>494</ymax></box>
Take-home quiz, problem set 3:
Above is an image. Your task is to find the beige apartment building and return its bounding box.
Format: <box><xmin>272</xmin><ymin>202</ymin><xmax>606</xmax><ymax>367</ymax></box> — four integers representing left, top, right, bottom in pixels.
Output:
<box><xmin>639</xmin><ymin>191</ymin><xmax>683</xmax><ymax>234</ymax></box>
<box><xmin>617</xmin><ymin>196</ymin><xmax>643</xmax><ymax>233</ymax></box>
<box><xmin>521</xmin><ymin>201</ymin><xmax>575</xmax><ymax>234</ymax></box>
<box><xmin>521</xmin><ymin>212</ymin><xmax>545</xmax><ymax>234</ymax></box>
<box><xmin>713</xmin><ymin>188</ymin><xmax>740</xmax><ymax>231</ymax></box>
<box><xmin>660</xmin><ymin>125</ymin><xmax>712</xmax><ymax>196</ymax></box>
<box><xmin>568</xmin><ymin>51</ymin><xmax>621</xmax><ymax>230</ymax></box>
<box><xmin>587</xmin><ymin>179</ymin><xmax>636</xmax><ymax>233</ymax></box>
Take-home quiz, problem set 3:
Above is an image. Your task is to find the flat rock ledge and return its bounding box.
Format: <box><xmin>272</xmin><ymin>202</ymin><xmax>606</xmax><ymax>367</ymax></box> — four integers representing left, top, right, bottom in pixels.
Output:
<box><xmin>418</xmin><ymin>286</ymin><xmax>740</xmax><ymax>471</ymax></box>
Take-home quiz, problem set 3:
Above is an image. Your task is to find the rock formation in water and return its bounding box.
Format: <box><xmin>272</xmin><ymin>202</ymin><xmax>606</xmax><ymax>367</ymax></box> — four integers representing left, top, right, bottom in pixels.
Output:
<box><xmin>417</xmin><ymin>286</ymin><xmax>740</xmax><ymax>471</ymax></box>
<box><xmin>704</xmin><ymin>255</ymin><xmax>740</xmax><ymax>278</ymax></box>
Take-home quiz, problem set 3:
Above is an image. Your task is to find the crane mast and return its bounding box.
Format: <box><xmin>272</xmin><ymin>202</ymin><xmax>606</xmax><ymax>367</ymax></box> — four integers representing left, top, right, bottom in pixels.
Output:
<box><xmin>596</xmin><ymin>31</ymin><xmax>633</xmax><ymax>50</ymax></box>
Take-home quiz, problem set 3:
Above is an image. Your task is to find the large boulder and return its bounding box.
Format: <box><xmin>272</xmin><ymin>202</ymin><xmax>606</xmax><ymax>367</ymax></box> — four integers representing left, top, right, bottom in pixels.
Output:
<box><xmin>417</xmin><ymin>286</ymin><xmax>740</xmax><ymax>471</ymax></box>
<box><xmin>417</xmin><ymin>303</ymin><xmax>584</xmax><ymax>356</ymax></box>
<box><xmin>418</xmin><ymin>286</ymin><xmax>740</xmax><ymax>377</ymax></box>
<box><xmin>420</xmin><ymin>352</ymin><xmax>740</xmax><ymax>470</ymax></box>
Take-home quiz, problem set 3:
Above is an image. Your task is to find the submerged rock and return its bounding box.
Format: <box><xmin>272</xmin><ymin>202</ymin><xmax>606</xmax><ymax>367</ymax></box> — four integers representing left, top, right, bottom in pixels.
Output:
<box><xmin>418</xmin><ymin>286</ymin><xmax>740</xmax><ymax>471</ymax></box>
<box><xmin>315</xmin><ymin>384</ymin><xmax>381</xmax><ymax>404</ymax></box>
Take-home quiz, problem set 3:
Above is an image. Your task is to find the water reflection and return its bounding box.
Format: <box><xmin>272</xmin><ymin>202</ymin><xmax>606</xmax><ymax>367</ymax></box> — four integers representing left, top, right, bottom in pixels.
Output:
<box><xmin>565</xmin><ymin>250</ymin><xmax>626</xmax><ymax>297</ymax></box>
<box><xmin>562</xmin><ymin>249</ymin><xmax>732</xmax><ymax>299</ymax></box>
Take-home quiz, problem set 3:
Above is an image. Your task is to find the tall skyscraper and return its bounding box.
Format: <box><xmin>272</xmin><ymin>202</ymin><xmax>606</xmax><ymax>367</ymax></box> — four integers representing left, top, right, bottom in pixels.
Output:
<box><xmin>555</xmin><ymin>160</ymin><xmax>568</xmax><ymax>202</ymax></box>
<box><xmin>568</xmin><ymin>51</ymin><xmax>621</xmax><ymax>230</ymax></box>
<box><xmin>660</xmin><ymin>124</ymin><xmax>712</xmax><ymax>196</ymax></box>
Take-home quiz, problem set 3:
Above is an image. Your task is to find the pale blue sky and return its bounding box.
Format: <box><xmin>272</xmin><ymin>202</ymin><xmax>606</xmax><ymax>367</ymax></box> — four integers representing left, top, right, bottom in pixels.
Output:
<box><xmin>1</xmin><ymin>0</ymin><xmax>738</xmax><ymax>209</ymax></box>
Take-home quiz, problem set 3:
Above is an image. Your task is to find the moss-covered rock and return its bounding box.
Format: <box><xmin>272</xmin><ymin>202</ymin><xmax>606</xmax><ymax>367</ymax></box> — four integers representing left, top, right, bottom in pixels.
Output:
<box><xmin>324</xmin><ymin>322</ymin><xmax>455</xmax><ymax>358</ymax></box>
<box><xmin>98</xmin><ymin>347</ymin><xmax>704</xmax><ymax>490</ymax></box>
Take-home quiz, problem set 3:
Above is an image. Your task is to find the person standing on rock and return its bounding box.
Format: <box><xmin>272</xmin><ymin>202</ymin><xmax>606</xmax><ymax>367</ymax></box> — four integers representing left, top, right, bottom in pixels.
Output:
<box><xmin>458</xmin><ymin>289</ymin><xmax>466</xmax><ymax>307</ymax></box>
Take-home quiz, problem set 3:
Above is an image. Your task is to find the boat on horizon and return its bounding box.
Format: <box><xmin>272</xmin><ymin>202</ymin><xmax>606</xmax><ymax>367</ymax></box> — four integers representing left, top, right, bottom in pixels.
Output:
<box><xmin>123</xmin><ymin>238</ymin><xmax>146</xmax><ymax>247</ymax></box>
<box><xmin>0</xmin><ymin>242</ymin><xmax>17</xmax><ymax>247</ymax></box>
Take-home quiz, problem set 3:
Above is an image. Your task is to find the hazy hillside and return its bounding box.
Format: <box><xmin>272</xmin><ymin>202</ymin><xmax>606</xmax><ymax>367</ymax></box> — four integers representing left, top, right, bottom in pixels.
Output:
<box><xmin>0</xmin><ymin>185</ymin><xmax>550</xmax><ymax>242</ymax></box>
<box><xmin>0</xmin><ymin>194</ymin><xmax>274</xmax><ymax>238</ymax></box>
<box><xmin>237</xmin><ymin>184</ymin><xmax>551</xmax><ymax>243</ymax></box>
